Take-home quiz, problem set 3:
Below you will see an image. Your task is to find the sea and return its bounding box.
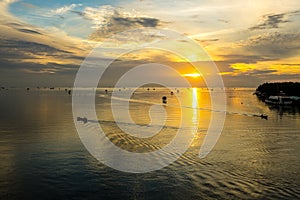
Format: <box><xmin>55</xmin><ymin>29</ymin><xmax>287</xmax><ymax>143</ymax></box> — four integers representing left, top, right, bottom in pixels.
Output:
<box><xmin>0</xmin><ymin>87</ymin><xmax>299</xmax><ymax>200</ymax></box>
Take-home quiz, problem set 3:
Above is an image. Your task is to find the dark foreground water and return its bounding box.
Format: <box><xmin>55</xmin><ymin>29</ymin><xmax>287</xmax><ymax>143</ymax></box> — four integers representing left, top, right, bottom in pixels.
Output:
<box><xmin>0</xmin><ymin>88</ymin><xmax>299</xmax><ymax>199</ymax></box>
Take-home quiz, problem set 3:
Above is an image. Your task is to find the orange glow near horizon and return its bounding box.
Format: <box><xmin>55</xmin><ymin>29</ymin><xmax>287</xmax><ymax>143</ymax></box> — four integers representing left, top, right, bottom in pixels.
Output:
<box><xmin>182</xmin><ymin>73</ymin><xmax>202</xmax><ymax>78</ymax></box>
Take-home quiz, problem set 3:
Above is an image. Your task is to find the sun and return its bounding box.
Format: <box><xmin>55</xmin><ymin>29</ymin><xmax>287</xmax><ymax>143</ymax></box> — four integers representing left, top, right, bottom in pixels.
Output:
<box><xmin>182</xmin><ymin>73</ymin><xmax>202</xmax><ymax>78</ymax></box>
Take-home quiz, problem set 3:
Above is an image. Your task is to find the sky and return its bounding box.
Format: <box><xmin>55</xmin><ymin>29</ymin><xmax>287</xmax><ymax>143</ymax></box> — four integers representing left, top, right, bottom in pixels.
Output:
<box><xmin>0</xmin><ymin>0</ymin><xmax>300</xmax><ymax>87</ymax></box>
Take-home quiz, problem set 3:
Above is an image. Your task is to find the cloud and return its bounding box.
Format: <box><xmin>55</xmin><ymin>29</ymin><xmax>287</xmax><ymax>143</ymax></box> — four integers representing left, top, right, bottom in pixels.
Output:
<box><xmin>16</xmin><ymin>28</ymin><xmax>42</xmax><ymax>35</ymax></box>
<box><xmin>247</xmin><ymin>69</ymin><xmax>277</xmax><ymax>75</ymax></box>
<box><xmin>70</xmin><ymin>10</ymin><xmax>84</xmax><ymax>16</ymax></box>
<box><xmin>0</xmin><ymin>0</ymin><xmax>89</xmax><ymax>84</ymax></box>
<box><xmin>249</xmin><ymin>11</ymin><xmax>299</xmax><ymax>30</ymax></box>
<box><xmin>214</xmin><ymin>30</ymin><xmax>300</xmax><ymax>65</ymax></box>
<box><xmin>242</xmin><ymin>31</ymin><xmax>300</xmax><ymax>59</ymax></box>
<box><xmin>194</xmin><ymin>38</ymin><xmax>219</xmax><ymax>47</ymax></box>
<box><xmin>0</xmin><ymin>39</ymin><xmax>70</xmax><ymax>59</ymax></box>
<box><xmin>0</xmin><ymin>37</ymin><xmax>85</xmax><ymax>79</ymax></box>
<box><xmin>217</xmin><ymin>54</ymin><xmax>272</xmax><ymax>64</ymax></box>
<box><xmin>230</xmin><ymin>63</ymin><xmax>277</xmax><ymax>75</ymax></box>
<box><xmin>218</xmin><ymin>19</ymin><xmax>229</xmax><ymax>24</ymax></box>
<box><xmin>51</xmin><ymin>4</ymin><xmax>82</xmax><ymax>15</ymax></box>
<box><xmin>4</xmin><ymin>21</ymin><xmax>44</xmax><ymax>36</ymax></box>
<box><xmin>1</xmin><ymin>0</ymin><xmax>300</xmax><ymax>87</ymax></box>
<box><xmin>75</xmin><ymin>5</ymin><xmax>162</xmax><ymax>41</ymax></box>
<box><xmin>113</xmin><ymin>16</ymin><xmax>159</xmax><ymax>27</ymax></box>
<box><xmin>0</xmin><ymin>0</ymin><xmax>18</xmax><ymax>19</ymax></box>
<box><xmin>88</xmin><ymin>16</ymin><xmax>161</xmax><ymax>41</ymax></box>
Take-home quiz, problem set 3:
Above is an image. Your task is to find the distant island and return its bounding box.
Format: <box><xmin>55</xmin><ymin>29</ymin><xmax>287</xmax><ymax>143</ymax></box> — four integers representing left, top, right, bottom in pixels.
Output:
<box><xmin>255</xmin><ymin>82</ymin><xmax>300</xmax><ymax>106</ymax></box>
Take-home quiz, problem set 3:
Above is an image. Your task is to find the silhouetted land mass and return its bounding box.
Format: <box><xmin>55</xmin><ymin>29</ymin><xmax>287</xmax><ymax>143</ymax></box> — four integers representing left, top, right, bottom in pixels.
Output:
<box><xmin>255</xmin><ymin>82</ymin><xmax>300</xmax><ymax>106</ymax></box>
<box><xmin>256</xmin><ymin>82</ymin><xmax>300</xmax><ymax>97</ymax></box>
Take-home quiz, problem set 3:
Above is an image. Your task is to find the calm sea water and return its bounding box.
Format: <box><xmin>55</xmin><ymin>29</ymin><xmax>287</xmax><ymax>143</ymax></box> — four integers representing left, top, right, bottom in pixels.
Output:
<box><xmin>0</xmin><ymin>88</ymin><xmax>299</xmax><ymax>199</ymax></box>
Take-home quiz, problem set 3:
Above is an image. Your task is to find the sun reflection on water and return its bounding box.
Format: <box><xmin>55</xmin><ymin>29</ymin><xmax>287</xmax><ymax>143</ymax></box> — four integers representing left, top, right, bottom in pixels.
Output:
<box><xmin>192</xmin><ymin>87</ymin><xmax>199</xmax><ymax>126</ymax></box>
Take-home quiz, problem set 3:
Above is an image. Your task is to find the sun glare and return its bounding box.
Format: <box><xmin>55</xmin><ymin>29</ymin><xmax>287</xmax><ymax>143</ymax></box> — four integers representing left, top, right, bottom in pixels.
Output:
<box><xmin>182</xmin><ymin>73</ymin><xmax>202</xmax><ymax>78</ymax></box>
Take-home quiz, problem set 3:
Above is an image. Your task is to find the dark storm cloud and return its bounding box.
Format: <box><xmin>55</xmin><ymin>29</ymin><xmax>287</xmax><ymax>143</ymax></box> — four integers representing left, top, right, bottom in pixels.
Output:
<box><xmin>249</xmin><ymin>10</ymin><xmax>300</xmax><ymax>30</ymax></box>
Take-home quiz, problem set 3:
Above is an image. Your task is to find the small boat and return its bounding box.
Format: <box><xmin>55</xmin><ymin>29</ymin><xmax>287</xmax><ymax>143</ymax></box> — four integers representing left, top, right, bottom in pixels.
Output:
<box><xmin>265</xmin><ymin>96</ymin><xmax>293</xmax><ymax>105</ymax></box>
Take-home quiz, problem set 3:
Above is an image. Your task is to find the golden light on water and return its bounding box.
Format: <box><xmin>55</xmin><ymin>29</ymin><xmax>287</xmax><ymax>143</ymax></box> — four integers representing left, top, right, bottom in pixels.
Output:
<box><xmin>180</xmin><ymin>87</ymin><xmax>200</xmax><ymax>133</ymax></box>
<box><xmin>192</xmin><ymin>87</ymin><xmax>199</xmax><ymax>125</ymax></box>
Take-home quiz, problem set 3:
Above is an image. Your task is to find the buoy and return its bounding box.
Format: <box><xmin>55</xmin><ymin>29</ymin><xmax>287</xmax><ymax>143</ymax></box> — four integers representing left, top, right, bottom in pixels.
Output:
<box><xmin>77</xmin><ymin>117</ymin><xmax>88</xmax><ymax>123</ymax></box>
<box><xmin>162</xmin><ymin>96</ymin><xmax>167</xmax><ymax>104</ymax></box>
<box><xmin>260</xmin><ymin>114</ymin><xmax>268</xmax><ymax>120</ymax></box>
